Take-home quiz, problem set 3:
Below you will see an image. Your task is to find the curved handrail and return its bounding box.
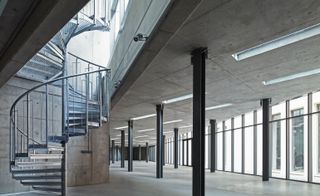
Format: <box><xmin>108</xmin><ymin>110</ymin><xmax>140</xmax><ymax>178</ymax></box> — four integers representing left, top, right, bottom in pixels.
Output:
<box><xmin>10</xmin><ymin>69</ymin><xmax>110</xmax><ymax>118</ymax></box>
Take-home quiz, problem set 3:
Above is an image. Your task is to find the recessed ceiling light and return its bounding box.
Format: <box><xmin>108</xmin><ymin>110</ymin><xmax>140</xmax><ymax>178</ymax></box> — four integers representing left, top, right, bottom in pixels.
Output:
<box><xmin>205</xmin><ymin>103</ymin><xmax>232</xmax><ymax>111</ymax></box>
<box><xmin>263</xmin><ymin>68</ymin><xmax>320</xmax><ymax>85</ymax></box>
<box><xmin>131</xmin><ymin>113</ymin><xmax>156</xmax><ymax>121</ymax></box>
<box><xmin>179</xmin><ymin>125</ymin><xmax>192</xmax><ymax>129</ymax></box>
<box><xmin>162</xmin><ymin>94</ymin><xmax>193</xmax><ymax>104</ymax></box>
<box><xmin>232</xmin><ymin>23</ymin><xmax>320</xmax><ymax>61</ymax></box>
<box><xmin>114</xmin><ymin>126</ymin><xmax>127</xmax><ymax>130</ymax></box>
<box><xmin>163</xmin><ymin>119</ymin><xmax>183</xmax><ymax>125</ymax></box>
<box><xmin>137</xmin><ymin>128</ymin><xmax>154</xmax><ymax>133</ymax></box>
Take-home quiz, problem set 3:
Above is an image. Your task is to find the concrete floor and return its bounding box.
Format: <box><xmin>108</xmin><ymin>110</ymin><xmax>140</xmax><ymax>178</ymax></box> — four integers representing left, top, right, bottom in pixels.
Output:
<box><xmin>4</xmin><ymin>161</ymin><xmax>320</xmax><ymax>195</ymax></box>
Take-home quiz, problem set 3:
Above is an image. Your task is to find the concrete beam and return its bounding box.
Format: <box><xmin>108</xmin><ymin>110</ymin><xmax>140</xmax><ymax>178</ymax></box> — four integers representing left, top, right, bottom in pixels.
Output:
<box><xmin>111</xmin><ymin>0</ymin><xmax>202</xmax><ymax>108</ymax></box>
<box><xmin>0</xmin><ymin>0</ymin><xmax>89</xmax><ymax>88</ymax></box>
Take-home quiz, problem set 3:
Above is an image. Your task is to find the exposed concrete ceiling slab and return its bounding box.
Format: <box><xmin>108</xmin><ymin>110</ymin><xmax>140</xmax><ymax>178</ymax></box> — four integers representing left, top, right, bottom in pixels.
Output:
<box><xmin>110</xmin><ymin>0</ymin><xmax>320</xmax><ymax>145</ymax></box>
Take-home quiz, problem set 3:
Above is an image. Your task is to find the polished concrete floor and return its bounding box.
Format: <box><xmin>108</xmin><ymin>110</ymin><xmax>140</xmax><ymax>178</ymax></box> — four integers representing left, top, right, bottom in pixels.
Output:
<box><xmin>5</xmin><ymin>161</ymin><xmax>320</xmax><ymax>195</ymax></box>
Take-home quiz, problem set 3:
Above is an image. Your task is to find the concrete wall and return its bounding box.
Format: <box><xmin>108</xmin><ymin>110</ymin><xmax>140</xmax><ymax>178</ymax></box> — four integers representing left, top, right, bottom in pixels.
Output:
<box><xmin>0</xmin><ymin>77</ymin><xmax>39</xmax><ymax>194</ymax></box>
<box><xmin>67</xmin><ymin>123</ymin><xmax>109</xmax><ymax>186</ymax></box>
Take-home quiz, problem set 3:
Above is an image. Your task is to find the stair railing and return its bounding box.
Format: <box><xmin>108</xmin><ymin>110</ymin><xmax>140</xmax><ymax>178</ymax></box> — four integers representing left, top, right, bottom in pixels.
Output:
<box><xmin>9</xmin><ymin>67</ymin><xmax>110</xmax><ymax>170</ymax></box>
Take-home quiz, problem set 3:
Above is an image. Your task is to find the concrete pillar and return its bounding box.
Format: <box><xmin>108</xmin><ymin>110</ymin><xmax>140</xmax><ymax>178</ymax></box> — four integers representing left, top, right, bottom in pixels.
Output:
<box><xmin>156</xmin><ymin>104</ymin><xmax>164</xmax><ymax>178</ymax></box>
<box><xmin>128</xmin><ymin>120</ymin><xmax>133</xmax><ymax>172</ymax></box>
<box><xmin>139</xmin><ymin>145</ymin><xmax>142</xmax><ymax>161</ymax></box>
<box><xmin>121</xmin><ymin>130</ymin><xmax>125</xmax><ymax>168</ymax></box>
<box><xmin>210</xmin><ymin>119</ymin><xmax>216</xmax><ymax>173</ymax></box>
<box><xmin>174</xmin><ymin>128</ymin><xmax>178</xmax><ymax>169</ymax></box>
<box><xmin>261</xmin><ymin>98</ymin><xmax>271</xmax><ymax>181</ymax></box>
<box><xmin>146</xmin><ymin>142</ymin><xmax>149</xmax><ymax>163</ymax></box>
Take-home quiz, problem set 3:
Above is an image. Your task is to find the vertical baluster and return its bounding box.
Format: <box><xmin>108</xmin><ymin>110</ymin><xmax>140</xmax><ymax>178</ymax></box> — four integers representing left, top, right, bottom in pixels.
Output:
<box><xmin>46</xmin><ymin>84</ymin><xmax>48</xmax><ymax>147</ymax></box>
<box><xmin>26</xmin><ymin>93</ymin><xmax>29</xmax><ymax>152</ymax></box>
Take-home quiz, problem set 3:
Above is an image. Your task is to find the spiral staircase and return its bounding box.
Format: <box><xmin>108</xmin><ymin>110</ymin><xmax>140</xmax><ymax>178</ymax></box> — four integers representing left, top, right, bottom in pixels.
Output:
<box><xmin>9</xmin><ymin>0</ymin><xmax>111</xmax><ymax>195</ymax></box>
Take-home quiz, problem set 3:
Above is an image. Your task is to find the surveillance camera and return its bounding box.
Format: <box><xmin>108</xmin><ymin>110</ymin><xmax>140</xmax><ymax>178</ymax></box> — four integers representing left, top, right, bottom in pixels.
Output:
<box><xmin>133</xmin><ymin>33</ymin><xmax>148</xmax><ymax>42</ymax></box>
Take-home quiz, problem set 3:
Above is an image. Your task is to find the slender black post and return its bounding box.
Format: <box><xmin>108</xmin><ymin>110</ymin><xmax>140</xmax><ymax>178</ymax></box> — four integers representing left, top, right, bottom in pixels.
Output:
<box><xmin>163</xmin><ymin>135</ymin><xmax>166</xmax><ymax>166</ymax></box>
<box><xmin>156</xmin><ymin>104</ymin><xmax>164</xmax><ymax>178</ymax></box>
<box><xmin>116</xmin><ymin>145</ymin><xmax>119</xmax><ymax>161</ymax></box>
<box><xmin>192</xmin><ymin>47</ymin><xmax>207</xmax><ymax>196</ymax></box>
<box><xmin>210</xmin><ymin>119</ymin><xmax>216</xmax><ymax>173</ymax></box>
<box><xmin>139</xmin><ymin>145</ymin><xmax>142</xmax><ymax>161</ymax></box>
<box><xmin>111</xmin><ymin>140</ymin><xmax>115</xmax><ymax>164</ymax></box>
<box><xmin>174</xmin><ymin>128</ymin><xmax>179</xmax><ymax>169</ymax></box>
<box><xmin>121</xmin><ymin>130</ymin><xmax>125</xmax><ymax>168</ymax></box>
<box><xmin>128</xmin><ymin>120</ymin><xmax>133</xmax><ymax>172</ymax></box>
<box><xmin>146</xmin><ymin>142</ymin><xmax>149</xmax><ymax>163</ymax></box>
<box><xmin>261</xmin><ymin>98</ymin><xmax>271</xmax><ymax>181</ymax></box>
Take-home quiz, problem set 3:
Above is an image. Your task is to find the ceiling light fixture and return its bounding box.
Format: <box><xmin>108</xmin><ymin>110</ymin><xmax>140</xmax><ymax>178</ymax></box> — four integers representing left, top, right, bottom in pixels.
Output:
<box><xmin>135</xmin><ymin>135</ymin><xmax>148</xmax><ymax>139</ymax></box>
<box><xmin>179</xmin><ymin>125</ymin><xmax>192</xmax><ymax>129</ymax></box>
<box><xmin>131</xmin><ymin>113</ymin><xmax>156</xmax><ymax>121</ymax></box>
<box><xmin>263</xmin><ymin>68</ymin><xmax>320</xmax><ymax>85</ymax></box>
<box><xmin>162</xmin><ymin>94</ymin><xmax>193</xmax><ymax>104</ymax></box>
<box><xmin>232</xmin><ymin>23</ymin><xmax>320</xmax><ymax>61</ymax></box>
<box><xmin>163</xmin><ymin>119</ymin><xmax>183</xmax><ymax>125</ymax></box>
<box><xmin>137</xmin><ymin>128</ymin><xmax>154</xmax><ymax>133</ymax></box>
<box><xmin>205</xmin><ymin>103</ymin><xmax>232</xmax><ymax>111</ymax></box>
<box><xmin>114</xmin><ymin>126</ymin><xmax>127</xmax><ymax>130</ymax></box>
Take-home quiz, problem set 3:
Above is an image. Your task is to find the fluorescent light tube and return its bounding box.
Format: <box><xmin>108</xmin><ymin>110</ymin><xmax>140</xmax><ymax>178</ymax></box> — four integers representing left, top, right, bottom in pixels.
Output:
<box><xmin>205</xmin><ymin>103</ymin><xmax>232</xmax><ymax>111</ymax></box>
<box><xmin>163</xmin><ymin>119</ymin><xmax>183</xmax><ymax>125</ymax></box>
<box><xmin>263</xmin><ymin>68</ymin><xmax>320</xmax><ymax>85</ymax></box>
<box><xmin>232</xmin><ymin>23</ymin><xmax>320</xmax><ymax>61</ymax></box>
<box><xmin>162</xmin><ymin>94</ymin><xmax>193</xmax><ymax>104</ymax></box>
<box><xmin>179</xmin><ymin>125</ymin><xmax>192</xmax><ymax>129</ymax></box>
<box><xmin>135</xmin><ymin>135</ymin><xmax>148</xmax><ymax>139</ymax></box>
<box><xmin>131</xmin><ymin>113</ymin><xmax>156</xmax><ymax>121</ymax></box>
<box><xmin>137</xmin><ymin>128</ymin><xmax>154</xmax><ymax>133</ymax></box>
<box><xmin>114</xmin><ymin>126</ymin><xmax>127</xmax><ymax>130</ymax></box>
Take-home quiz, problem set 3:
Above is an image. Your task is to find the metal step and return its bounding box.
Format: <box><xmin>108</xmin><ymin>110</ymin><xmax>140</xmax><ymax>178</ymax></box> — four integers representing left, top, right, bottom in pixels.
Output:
<box><xmin>16</xmin><ymin>161</ymin><xmax>61</xmax><ymax>167</ymax></box>
<box><xmin>32</xmin><ymin>186</ymin><xmax>62</xmax><ymax>193</ymax></box>
<box><xmin>12</xmin><ymin>168</ymin><xmax>62</xmax><ymax>174</ymax></box>
<box><xmin>21</xmin><ymin>180</ymin><xmax>61</xmax><ymax>186</ymax></box>
<box><xmin>14</xmin><ymin>174</ymin><xmax>61</xmax><ymax>180</ymax></box>
<box><xmin>28</xmin><ymin>144</ymin><xmax>47</xmax><ymax>149</ymax></box>
<box><xmin>29</xmin><ymin>154</ymin><xmax>62</xmax><ymax>160</ymax></box>
<box><xmin>15</xmin><ymin>153</ymin><xmax>28</xmax><ymax>157</ymax></box>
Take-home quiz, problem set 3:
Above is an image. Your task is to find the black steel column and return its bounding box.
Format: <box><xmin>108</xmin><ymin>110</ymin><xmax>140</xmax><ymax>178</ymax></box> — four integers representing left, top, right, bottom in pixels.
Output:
<box><xmin>261</xmin><ymin>98</ymin><xmax>271</xmax><ymax>181</ymax></box>
<box><xmin>121</xmin><ymin>130</ymin><xmax>125</xmax><ymax>168</ymax></box>
<box><xmin>128</xmin><ymin>120</ymin><xmax>133</xmax><ymax>172</ymax></box>
<box><xmin>210</xmin><ymin>119</ymin><xmax>216</xmax><ymax>173</ymax></box>
<box><xmin>174</xmin><ymin>128</ymin><xmax>179</xmax><ymax>169</ymax></box>
<box><xmin>116</xmin><ymin>145</ymin><xmax>119</xmax><ymax>161</ymax></box>
<box><xmin>146</xmin><ymin>142</ymin><xmax>149</xmax><ymax>163</ymax></box>
<box><xmin>156</xmin><ymin>104</ymin><xmax>164</xmax><ymax>178</ymax></box>
<box><xmin>139</xmin><ymin>145</ymin><xmax>142</xmax><ymax>161</ymax></box>
<box><xmin>111</xmin><ymin>140</ymin><xmax>115</xmax><ymax>164</ymax></box>
<box><xmin>163</xmin><ymin>135</ymin><xmax>166</xmax><ymax>166</ymax></box>
<box><xmin>192</xmin><ymin>47</ymin><xmax>207</xmax><ymax>196</ymax></box>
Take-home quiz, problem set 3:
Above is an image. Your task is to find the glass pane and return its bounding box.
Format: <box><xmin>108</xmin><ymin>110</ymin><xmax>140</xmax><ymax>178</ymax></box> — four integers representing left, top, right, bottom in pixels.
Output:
<box><xmin>217</xmin><ymin>132</ymin><xmax>223</xmax><ymax>170</ymax></box>
<box><xmin>271</xmin><ymin>114</ymin><xmax>281</xmax><ymax>170</ymax></box>
<box><xmin>234</xmin><ymin>128</ymin><xmax>242</xmax><ymax>172</ymax></box>
<box><xmin>291</xmin><ymin>108</ymin><xmax>304</xmax><ymax>172</ymax></box>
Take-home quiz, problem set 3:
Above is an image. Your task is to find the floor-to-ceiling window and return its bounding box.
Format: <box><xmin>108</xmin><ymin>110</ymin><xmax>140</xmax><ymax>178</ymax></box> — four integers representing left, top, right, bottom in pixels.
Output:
<box><xmin>271</xmin><ymin>114</ymin><xmax>281</xmax><ymax>171</ymax></box>
<box><xmin>291</xmin><ymin>108</ymin><xmax>304</xmax><ymax>172</ymax></box>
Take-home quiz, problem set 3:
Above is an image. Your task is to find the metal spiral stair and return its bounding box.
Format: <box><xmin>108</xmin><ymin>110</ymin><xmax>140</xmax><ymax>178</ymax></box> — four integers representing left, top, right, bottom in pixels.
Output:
<box><xmin>9</xmin><ymin>1</ymin><xmax>112</xmax><ymax>195</ymax></box>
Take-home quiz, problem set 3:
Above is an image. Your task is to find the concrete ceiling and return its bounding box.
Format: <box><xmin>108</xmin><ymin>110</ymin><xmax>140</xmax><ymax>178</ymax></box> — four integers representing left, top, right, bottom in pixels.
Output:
<box><xmin>0</xmin><ymin>0</ymin><xmax>89</xmax><ymax>88</ymax></box>
<box><xmin>110</xmin><ymin>0</ymin><xmax>320</xmax><ymax>145</ymax></box>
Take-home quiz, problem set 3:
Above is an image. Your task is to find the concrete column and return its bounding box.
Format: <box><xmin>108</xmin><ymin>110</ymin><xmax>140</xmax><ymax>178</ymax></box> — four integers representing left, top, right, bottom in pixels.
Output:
<box><xmin>174</xmin><ymin>128</ymin><xmax>178</xmax><ymax>169</ymax></box>
<box><xmin>261</xmin><ymin>98</ymin><xmax>271</xmax><ymax>181</ymax></box>
<box><xmin>121</xmin><ymin>130</ymin><xmax>125</xmax><ymax>168</ymax></box>
<box><xmin>128</xmin><ymin>120</ymin><xmax>133</xmax><ymax>172</ymax></box>
<box><xmin>116</xmin><ymin>145</ymin><xmax>119</xmax><ymax>161</ymax></box>
<box><xmin>156</xmin><ymin>104</ymin><xmax>164</xmax><ymax>178</ymax></box>
<box><xmin>191</xmin><ymin>47</ymin><xmax>207</xmax><ymax>196</ymax></box>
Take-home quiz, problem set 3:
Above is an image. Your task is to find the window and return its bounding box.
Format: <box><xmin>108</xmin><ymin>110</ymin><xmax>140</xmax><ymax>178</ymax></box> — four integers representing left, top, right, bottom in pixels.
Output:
<box><xmin>272</xmin><ymin>114</ymin><xmax>281</xmax><ymax>170</ymax></box>
<box><xmin>291</xmin><ymin>108</ymin><xmax>304</xmax><ymax>171</ymax></box>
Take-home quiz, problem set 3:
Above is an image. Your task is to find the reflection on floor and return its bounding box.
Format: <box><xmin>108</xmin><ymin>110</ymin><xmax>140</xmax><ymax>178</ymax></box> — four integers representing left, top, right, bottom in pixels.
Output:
<box><xmin>5</xmin><ymin>161</ymin><xmax>320</xmax><ymax>196</ymax></box>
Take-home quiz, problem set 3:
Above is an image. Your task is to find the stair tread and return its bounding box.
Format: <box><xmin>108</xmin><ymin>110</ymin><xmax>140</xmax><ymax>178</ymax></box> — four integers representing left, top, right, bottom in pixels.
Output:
<box><xmin>12</xmin><ymin>168</ymin><xmax>62</xmax><ymax>174</ymax></box>
<box><xmin>21</xmin><ymin>180</ymin><xmax>61</xmax><ymax>186</ymax></box>
<box><xmin>32</xmin><ymin>186</ymin><xmax>62</xmax><ymax>193</ymax></box>
<box><xmin>14</xmin><ymin>174</ymin><xmax>61</xmax><ymax>180</ymax></box>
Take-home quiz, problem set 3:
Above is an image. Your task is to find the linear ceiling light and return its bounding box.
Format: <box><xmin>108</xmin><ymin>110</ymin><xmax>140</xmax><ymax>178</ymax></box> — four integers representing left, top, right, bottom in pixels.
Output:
<box><xmin>114</xmin><ymin>126</ymin><xmax>127</xmax><ymax>130</ymax></box>
<box><xmin>137</xmin><ymin>128</ymin><xmax>154</xmax><ymax>133</ymax></box>
<box><xmin>179</xmin><ymin>125</ymin><xmax>192</xmax><ymax>129</ymax></box>
<box><xmin>163</xmin><ymin>119</ymin><xmax>183</xmax><ymax>125</ymax></box>
<box><xmin>131</xmin><ymin>113</ymin><xmax>156</xmax><ymax>121</ymax></box>
<box><xmin>263</xmin><ymin>68</ymin><xmax>320</xmax><ymax>85</ymax></box>
<box><xmin>135</xmin><ymin>135</ymin><xmax>148</xmax><ymax>139</ymax></box>
<box><xmin>232</xmin><ymin>23</ymin><xmax>320</xmax><ymax>61</ymax></box>
<box><xmin>162</xmin><ymin>94</ymin><xmax>193</xmax><ymax>104</ymax></box>
<box><xmin>205</xmin><ymin>103</ymin><xmax>232</xmax><ymax>111</ymax></box>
